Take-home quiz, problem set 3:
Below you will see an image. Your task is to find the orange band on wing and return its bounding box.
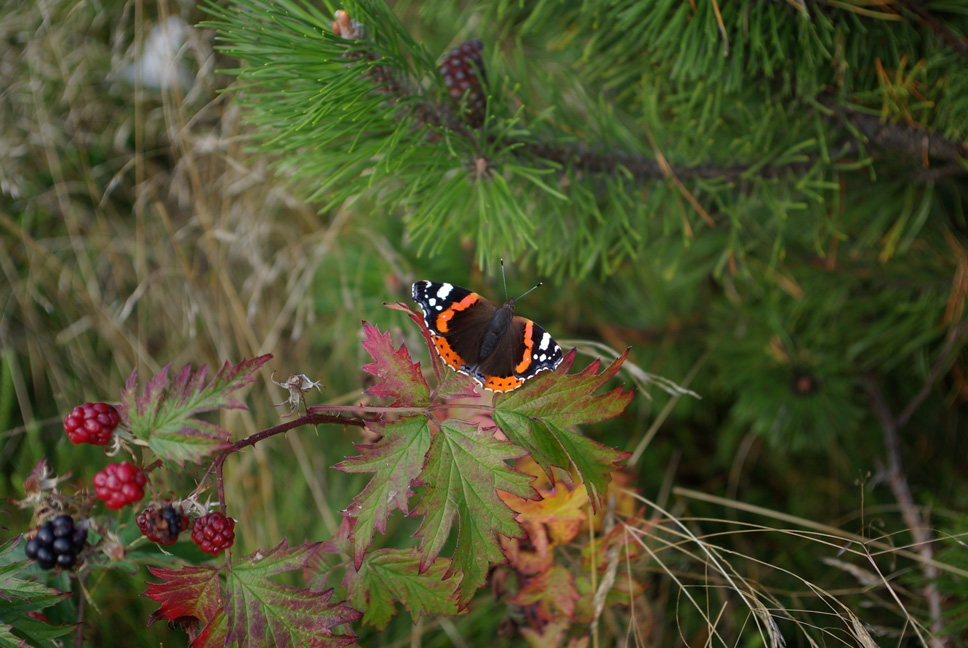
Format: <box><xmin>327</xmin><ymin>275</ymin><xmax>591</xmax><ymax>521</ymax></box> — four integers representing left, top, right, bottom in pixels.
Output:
<box><xmin>513</xmin><ymin>320</ymin><xmax>535</xmax><ymax>374</ymax></box>
<box><xmin>434</xmin><ymin>336</ymin><xmax>465</xmax><ymax>372</ymax></box>
<box><xmin>434</xmin><ymin>293</ymin><xmax>480</xmax><ymax>333</ymax></box>
<box><xmin>483</xmin><ymin>375</ymin><xmax>524</xmax><ymax>392</ymax></box>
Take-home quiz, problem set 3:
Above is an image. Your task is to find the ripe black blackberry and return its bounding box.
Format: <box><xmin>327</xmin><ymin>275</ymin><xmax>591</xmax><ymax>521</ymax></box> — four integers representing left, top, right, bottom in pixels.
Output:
<box><xmin>137</xmin><ymin>503</ymin><xmax>190</xmax><ymax>545</ymax></box>
<box><xmin>63</xmin><ymin>402</ymin><xmax>120</xmax><ymax>445</ymax></box>
<box><xmin>440</xmin><ymin>39</ymin><xmax>487</xmax><ymax>127</ymax></box>
<box><xmin>25</xmin><ymin>515</ymin><xmax>87</xmax><ymax>570</ymax></box>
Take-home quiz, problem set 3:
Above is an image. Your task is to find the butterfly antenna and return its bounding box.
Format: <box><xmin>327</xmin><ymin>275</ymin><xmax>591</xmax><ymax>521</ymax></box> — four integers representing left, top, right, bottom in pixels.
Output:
<box><xmin>515</xmin><ymin>282</ymin><xmax>542</xmax><ymax>302</ymax></box>
<box><xmin>500</xmin><ymin>258</ymin><xmax>509</xmax><ymax>301</ymax></box>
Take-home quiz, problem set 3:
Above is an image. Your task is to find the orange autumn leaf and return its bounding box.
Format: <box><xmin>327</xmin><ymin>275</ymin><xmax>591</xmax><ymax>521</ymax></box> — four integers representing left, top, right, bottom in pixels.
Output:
<box><xmin>501</xmin><ymin>482</ymin><xmax>590</xmax><ymax>546</ymax></box>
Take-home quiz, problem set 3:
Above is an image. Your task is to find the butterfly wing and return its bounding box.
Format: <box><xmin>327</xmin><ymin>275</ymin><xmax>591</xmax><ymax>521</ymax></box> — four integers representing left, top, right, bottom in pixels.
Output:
<box><xmin>412</xmin><ymin>281</ymin><xmax>497</xmax><ymax>375</ymax></box>
<box><xmin>412</xmin><ymin>281</ymin><xmax>563</xmax><ymax>392</ymax></box>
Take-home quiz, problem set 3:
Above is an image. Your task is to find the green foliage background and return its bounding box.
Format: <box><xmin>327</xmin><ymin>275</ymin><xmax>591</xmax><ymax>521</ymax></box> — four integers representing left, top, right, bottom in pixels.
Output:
<box><xmin>1</xmin><ymin>0</ymin><xmax>967</xmax><ymax>645</ymax></box>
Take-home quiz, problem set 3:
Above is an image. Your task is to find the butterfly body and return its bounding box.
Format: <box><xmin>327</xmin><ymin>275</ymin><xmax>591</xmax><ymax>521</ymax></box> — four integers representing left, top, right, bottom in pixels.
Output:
<box><xmin>412</xmin><ymin>281</ymin><xmax>563</xmax><ymax>392</ymax></box>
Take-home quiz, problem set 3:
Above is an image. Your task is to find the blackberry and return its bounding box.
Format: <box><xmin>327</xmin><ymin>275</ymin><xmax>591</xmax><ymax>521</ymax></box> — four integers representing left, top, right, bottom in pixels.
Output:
<box><xmin>137</xmin><ymin>503</ymin><xmax>190</xmax><ymax>545</ymax></box>
<box><xmin>93</xmin><ymin>461</ymin><xmax>147</xmax><ymax>510</ymax></box>
<box><xmin>440</xmin><ymin>38</ymin><xmax>487</xmax><ymax>127</ymax></box>
<box><xmin>63</xmin><ymin>402</ymin><xmax>120</xmax><ymax>445</ymax></box>
<box><xmin>191</xmin><ymin>512</ymin><xmax>236</xmax><ymax>555</ymax></box>
<box><xmin>25</xmin><ymin>515</ymin><xmax>87</xmax><ymax>570</ymax></box>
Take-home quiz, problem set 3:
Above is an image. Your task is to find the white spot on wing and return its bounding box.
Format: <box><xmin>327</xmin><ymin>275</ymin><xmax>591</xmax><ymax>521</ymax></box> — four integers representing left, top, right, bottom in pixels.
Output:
<box><xmin>538</xmin><ymin>332</ymin><xmax>551</xmax><ymax>351</ymax></box>
<box><xmin>436</xmin><ymin>283</ymin><xmax>453</xmax><ymax>299</ymax></box>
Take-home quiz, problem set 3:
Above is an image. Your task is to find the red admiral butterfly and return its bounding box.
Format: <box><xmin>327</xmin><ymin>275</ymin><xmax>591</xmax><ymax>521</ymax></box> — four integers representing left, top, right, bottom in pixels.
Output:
<box><xmin>412</xmin><ymin>280</ymin><xmax>564</xmax><ymax>392</ymax></box>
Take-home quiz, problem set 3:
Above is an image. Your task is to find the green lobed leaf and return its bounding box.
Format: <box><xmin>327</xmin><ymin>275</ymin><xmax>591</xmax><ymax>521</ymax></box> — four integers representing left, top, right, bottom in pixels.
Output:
<box><xmin>0</xmin><ymin>537</ymin><xmax>70</xmax><ymax>611</ymax></box>
<box><xmin>411</xmin><ymin>420</ymin><xmax>536</xmax><ymax>605</ymax></box>
<box><xmin>0</xmin><ymin>538</ymin><xmax>73</xmax><ymax>646</ymax></box>
<box><xmin>334</xmin><ymin>417</ymin><xmax>433</xmax><ymax>568</ymax></box>
<box><xmin>360</xmin><ymin>322</ymin><xmax>430</xmax><ymax>405</ymax></box>
<box><xmin>1</xmin><ymin>613</ymin><xmax>76</xmax><ymax>647</ymax></box>
<box><xmin>493</xmin><ymin>349</ymin><xmax>633</xmax><ymax>506</ymax></box>
<box><xmin>343</xmin><ymin>548</ymin><xmax>461</xmax><ymax>630</ymax></box>
<box><xmin>118</xmin><ymin>355</ymin><xmax>271</xmax><ymax>466</ymax></box>
<box><xmin>225</xmin><ymin>540</ymin><xmax>361</xmax><ymax>648</ymax></box>
<box><xmin>0</xmin><ymin>624</ymin><xmax>22</xmax><ymax>648</ymax></box>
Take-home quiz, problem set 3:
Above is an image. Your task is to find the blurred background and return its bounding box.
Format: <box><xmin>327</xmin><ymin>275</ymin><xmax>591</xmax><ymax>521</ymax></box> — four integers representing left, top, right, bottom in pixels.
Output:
<box><xmin>2</xmin><ymin>0</ymin><xmax>967</xmax><ymax>645</ymax></box>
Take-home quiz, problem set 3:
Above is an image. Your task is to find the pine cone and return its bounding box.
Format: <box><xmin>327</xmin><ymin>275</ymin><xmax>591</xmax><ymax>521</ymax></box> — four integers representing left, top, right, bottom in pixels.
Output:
<box><xmin>440</xmin><ymin>39</ymin><xmax>487</xmax><ymax>127</ymax></box>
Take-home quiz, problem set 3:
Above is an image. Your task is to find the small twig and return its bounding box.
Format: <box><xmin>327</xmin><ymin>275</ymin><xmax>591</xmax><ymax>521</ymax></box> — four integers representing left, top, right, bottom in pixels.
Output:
<box><xmin>861</xmin><ymin>317</ymin><xmax>968</xmax><ymax>648</ymax></box>
<box><xmin>75</xmin><ymin>577</ymin><xmax>85</xmax><ymax>648</ymax></box>
<box><xmin>897</xmin><ymin>316</ymin><xmax>968</xmax><ymax>428</ymax></box>
<box><xmin>230</xmin><ymin>411</ymin><xmax>365</xmax><ymax>453</ymax></box>
<box><xmin>864</xmin><ymin>375</ymin><xmax>944</xmax><ymax>647</ymax></box>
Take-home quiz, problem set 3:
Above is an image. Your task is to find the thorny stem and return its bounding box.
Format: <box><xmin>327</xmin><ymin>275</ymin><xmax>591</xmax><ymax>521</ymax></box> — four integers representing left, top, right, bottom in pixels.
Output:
<box><xmin>203</xmin><ymin>412</ymin><xmax>368</xmax><ymax>511</ymax></box>
<box><xmin>201</xmin><ymin>398</ymin><xmax>503</xmax><ymax>510</ymax></box>
<box><xmin>190</xmin><ymin>399</ymin><xmax>490</xmax><ymax>509</ymax></box>
<box><xmin>862</xmin><ymin>316</ymin><xmax>968</xmax><ymax>648</ymax></box>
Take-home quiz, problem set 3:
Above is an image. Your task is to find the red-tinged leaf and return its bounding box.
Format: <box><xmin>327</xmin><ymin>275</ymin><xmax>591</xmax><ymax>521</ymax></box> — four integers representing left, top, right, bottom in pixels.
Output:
<box><xmin>192</xmin><ymin>609</ymin><xmax>228</xmax><ymax>648</ymax></box>
<box><xmin>360</xmin><ymin>322</ymin><xmax>430</xmax><ymax>406</ymax></box>
<box><xmin>317</xmin><ymin>517</ymin><xmax>353</xmax><ymax>555</ymax></box>
<box><xmin>119</xmin><ymin>355</ymin><xmax>271</xmax><ymax>466</ymax></box>
<box><xmin>435</xmin><ymin>367</ymin><xmax>481</xmax><ymax>400</ymax></box>
<box><xmin>411</xmin><ymin>420</ymin><xmax>536</xmax><ymax>605</ymax></box>
<box><xmin>513</xmin><ymin>564</ymin><xmax>579</xmax><ymax>622</ymax></box>
<box><xmin>492</xmin><ymin>349</ymin><xmax>633</xmax><ymax>507</ymax></box>
<box><xmin>145</xmin><ymin>565</ymin><xmax>222</xmax><ymax>632</ymax></box>
<box><xmin>225</xmin><ymin>540</ymin><xmax>361</xmax><ymax>648</ymax></box>
<box><xmin>500</xmin><ymin>535</ymin><xmax>553</xmax><ymax>575</ymax></box>
<box><xmin>385</xmin><ymin>301</ymin><xmax>479</xmax><ymax>400</ymax></box>
<box><xmin>334</xmin><ymin>417</ymin><xmax>433</xmax><ymax>567</ymax></box>
<box><xmin>342</xmin><ymin>548</ymin><xmax>461</xmax><ymax>630</ymax></box>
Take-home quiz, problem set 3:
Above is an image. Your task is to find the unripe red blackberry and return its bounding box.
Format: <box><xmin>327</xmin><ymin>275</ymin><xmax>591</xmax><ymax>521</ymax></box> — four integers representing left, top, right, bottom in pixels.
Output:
<box><xmin>440</xmin><ymin>38</ymin><xmax>487</xmax><ymax>127</ymax></box>
<box><xmin>93</xmin><ymin>461</ymin><xmax>147</xmax><ymax>510</ymax></box>
<box><xmin>191</xmin><ymin>512</ymin><xmax>236</xmax><ymax>555</ymax></box>
<box><xmin>137</xmin><ymin>503</ymin><xmax>190</xmax><ymax>545</ymax></box>
<box><xmin>25</xmin><ymin>515</ymin><xmax>87</xmax><ymax>570</ymax></box>
<box><xmin>63</xmin><ymin>402</ymin><xmax>120</xmax><ymax>445</ymax></box>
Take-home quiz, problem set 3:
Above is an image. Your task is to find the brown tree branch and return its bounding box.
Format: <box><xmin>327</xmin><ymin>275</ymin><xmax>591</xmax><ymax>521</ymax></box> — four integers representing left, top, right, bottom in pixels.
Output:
<box><xmin>904</xmin><ymin>0</ymin><xmax>968</xmax><ymax>53</ymax></box>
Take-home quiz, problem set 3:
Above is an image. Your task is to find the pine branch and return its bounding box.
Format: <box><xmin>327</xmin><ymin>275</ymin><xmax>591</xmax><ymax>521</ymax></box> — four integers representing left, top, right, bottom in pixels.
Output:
<box><xmin>331</xmin><ymin>20</ymin><xmax>967</xmax><ymax>183</ymax></box>
<box><xmin>904</xmin><ymin>1</ymin><xmax>968</xmax><ymax>54</ymax></box>
<box><xmin>329</xmin><ymin>9</ymin><xmax>480</xmax><ymax>150</ymax></box>
<box><xmin>837</xmin><ymin>106</ymin><xmax>968</xmax><ymax>167</ymax></box>
<box><xmin>207</xmin><ymin>0</ymin><xmax>968</xmax><ymax>276</ymax></box>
